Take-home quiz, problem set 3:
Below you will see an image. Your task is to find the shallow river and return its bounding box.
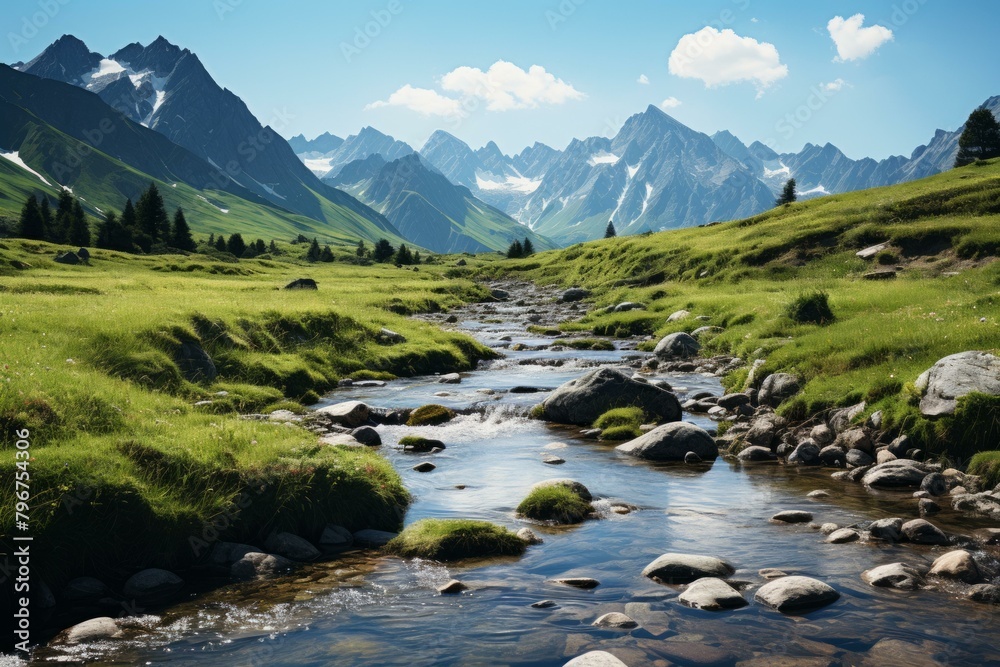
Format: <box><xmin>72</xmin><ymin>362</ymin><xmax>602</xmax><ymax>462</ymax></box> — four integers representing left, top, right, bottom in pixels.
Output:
<box><xmin>36</xmin><ymin>299</ymin><xmax>1000</xmax><ymax>666</ymax></box>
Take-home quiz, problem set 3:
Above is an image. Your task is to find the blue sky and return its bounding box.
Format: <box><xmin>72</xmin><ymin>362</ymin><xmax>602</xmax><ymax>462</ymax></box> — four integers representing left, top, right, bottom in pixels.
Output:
<box><xmin>3</xmin><ymin>0</ymin><xmax>998</xmax><ymax>159</ymax></box>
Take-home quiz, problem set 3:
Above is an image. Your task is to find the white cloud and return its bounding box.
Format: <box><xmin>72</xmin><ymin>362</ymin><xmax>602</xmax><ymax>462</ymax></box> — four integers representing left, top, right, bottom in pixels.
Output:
<box><xmin>668</xmin><ymin>27</ymin><xmax>788</xmax><ymax>96</ymax></box>
<box><xmin>637</xmin><ymin>74</ymin><xmax>649</xmax><ymax>85</ymax></box>
<box><xmin>660</xmin><ymin>96</ymin><xmax>682</xmax><ymax>109</ymax></box>
<box><xmin>827</xmin><ymin>14</ymin><xmax>893</xmax><ymax>62</ymax></box>
<box><xmin>820</xmin><ymin>78</ymin><xmax>848</xmax><ymax>93</ymax></box>
<box><xmin>440</xmin><ymin>60</ymin><xmax>584</xmax><ymax>111</ymax></box>
<box><xmin>366</xmin><ymin>84</ymin><xmax>465</xmax><ymax>118</ymax></box>
<box><xmin>750</xmin><ymin>17</ymin><xmax>759</xmax><ymax>23</ymax></box>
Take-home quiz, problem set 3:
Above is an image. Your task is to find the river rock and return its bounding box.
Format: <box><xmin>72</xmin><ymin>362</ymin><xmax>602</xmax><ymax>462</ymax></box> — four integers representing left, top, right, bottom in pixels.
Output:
<box><xmin>678</xmin><ymin>577</ymin><xmax>748</xmax><ymax>610</ymax></box>
<box><xmin>968</xmin><ymin>584</ymin><xmax>1000</xmax><ymax>604</ymax></box>
<box><xmin>753</xmin><ymin>576</ymin><xmax>840</xmax><ymax>613</ymax></box>
<box><xmin>928</xmin><ymin>549</ymin><xmax>981</xmax><ymax>583</ymax></box>
<box><xmin>616</xmin><ymin>422</ymin><xmax>717</xmax><ymax>461</ymax></box>
<box><xmin>352</xmin><ymin>529</ymin><xmax>399</xmax><ymax>547</ymax></box>
<box><xmin>846</xmin><ymin>449</ymin><xmax>875</xmax><ymax>467</ymax></box>
<box><xmin>264</xmin><ymin>531</ymin><xmax>320</xmax><ymax>561</ymax></box>
<box><xmin>757</xmin><ymin>373</ymin><xmax>801</xmax><ymax>408</ymax></box>
<box><xmin>744</xmin><ymin>414</ymin><xmax>781</xmax><ymax>448</ymax></box>
<box><xmin>862</xmin><ymin>562</ymin><xmax>926</xmax><ymax>590</ymax></box>
<box><xmin>919</xmin><ymin>498</ymin><xmax>941</xmax><ymax>516</ymax></box>
<box><xmin>642</xmin><ymin>553</ymin><xmax>735</xmax><ymax>584</ymax></box>
<box><xmin>869</xmin><ymin>518</ymin><xmax>904</xmax><ymax>542</ymax></box>
<box><xmin>887</xmin><ymin>435</ymin><xmax>911</xmax><ymax>458</ymax></box>
<box><xmin>122</xmin><ymin>568</ymin><xmax>183</xmax><ymax>603</ymax></box>
<box><xmin>561</xmin><ymin>288</ymin><xmax>589</xmax><ymax>302</ymax></box>
<box><xmin>717</xmin><ymin>393</ymin><xmax>751</xmax><ymax>410</ymax></box>
<box><xmin>915</xmin><ymin>351</ymin><xmax>1000</xmax><ymax>416</ymax></box>
<box><xmin>319</xmin><ymin>525</ymin><xmax>354</xmax><ymax>551</ymax></box>
<box><xmin>517</xmin><ymin>528</ymin><xmax>543</xmax><ymax>545</ymax></box>
<box><xmin>563</xmin><ymin>651</ymin><xmax>629</xmax><ymax>667</ymax></box>
<box><xmin>876</xmin><ymin>450</ymin><xmax>897</xmax><ymax>464</ymax></box>
<box><xmin>901</xmin><ymin>519</ymin><xmax>950</xmax><ymax>545</ymax></box>
<box><xmin>56</xmin><ymin>617</ymin><xmax>121</xmax><ymax>645</ymax></box>
<box><xmin>438</xmin><ymin>579</ymin><xmax>468</xmax><ymax>594</ymax></box>
<box><xmin>772</xmin><ymin>510</ymin><xmax>813</xmax><ymax>524</ymax></box>
<box><xmin>592</xmin><ymin>612</ymin><xmax>638</xmax><ymax>629</ymax></box>
<box><xmin>953</xmin><ymin>491</ymin><xmax>1000</xmax><ymax>517</ymax></box>
<box><xmin>921</xmin><ymin>472</ymin><xmax>948</xmax><ymax>496</ymax></box>
<box><xmin>378</xmin><ymin>328</ymin><xmax>405</xmax><ymax>343</ymax></box>
<box><xmin>613</xmin><ymin>301</ymin><xmax>645</xmax><ymax>312</ymax></box>
<box><xmin>653</xmin><ymin>332</ymin><xmax>701</xmax><ymax>360</ymax></box>
<box><xmin>811</xmin><ymin>424</ymin><xmax>835</xmax><ymax>445</ymax></box>
<box><xmin>531</xmin><ymin>478</ymin><xmax>593</xmax><ymax>501</ymax></box>
<box><xmin>818</xmin><ymin>445</ymin><xmax>846</xmax><ymax>467</ymax></box>
<box><xmin>438</xmin><ymin>373</ymin><xmax>461</xmax><ymax>384</ymax></box>
<box><xmin>692</xmin><ymin>326</ymin><xmax>724</xmax><ymax>339</ymax></box>
<box><xmin>788</xmin><ymin>441</ymin><xmax>822</xmax><ymax>465</ymax></box>
<box><xmin>826</xmin><ymin>528</ymin><xmax>860</xmax><ymax>544</ymax></box>
<box><xmin>820</xmin><ymin>523</ymin><xmax>839</xmax><ymax>535</ymax></box>
<box><xmin>413</xmin><ymin>462</ymin><xmax>436</xmax><ymax>472</ymax></box>
<box><xmin>738</xmin><ymin>445</ymin><xmax>777</xmax><ymax>462</ymax></box>
<box><xmin>491</xmin><ymin>288</ymin><xmax>510</xmax><ymax>300</ymax></box>
<box><xmin>828</xmin><ymin>402</ymin><xmax>866</xmax><ymax>433</ymax></box>
<box><xmin>315</xmin><ymin>400</ymin><xmax>370</xmax><ymax>427</ymax></box>
<box><xmin>542</xmin><ymin>454</ymin><xmax>565</xmax><ymax>465</ymax></box>
<box><xmin>836</xmin><ymin>427</ymin><xmax>873</xmax><ymax>455</ymax></box>
<box><xmin>350</xmin><ymin>426</ymin><xmax>382</xmax><ymax>446</ymax></box>
<box><xmin>553</xmin><ymin>577</ymin><xmax>600</xmax><ymax>589</ymax></box>
<box><xmin>63</xmin><ymin>577</ymin><xmax>113</xmax><ymax>603</ymax></box>
<box><xmin>231</xmin><ymin>552</ymin><xmax>293</xmax><ymax>581</ymax></box>
<box><xmin>862</xmin><ymin>461</ymin><xmax>930</xmax><ymax>488</ymax></box>
<box><xmin>539</xmin><ymin>367</ymin><xmax>681</xmax><ymax>425</ymax></box>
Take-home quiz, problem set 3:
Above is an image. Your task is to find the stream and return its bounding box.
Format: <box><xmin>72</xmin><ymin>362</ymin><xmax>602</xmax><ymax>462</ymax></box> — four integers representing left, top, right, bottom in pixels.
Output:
<box><xmin>33</xmin><ymin>284</ymin><xmax>1000</xmax><ymax>666</ymax></box>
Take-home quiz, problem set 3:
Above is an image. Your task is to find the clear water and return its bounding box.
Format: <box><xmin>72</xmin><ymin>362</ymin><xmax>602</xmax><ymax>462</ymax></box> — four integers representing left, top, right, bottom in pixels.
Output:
<box><xmin>32</xmin><ymin>314</ymin><xmax>1000</xmax><ymax>666</ymax></box>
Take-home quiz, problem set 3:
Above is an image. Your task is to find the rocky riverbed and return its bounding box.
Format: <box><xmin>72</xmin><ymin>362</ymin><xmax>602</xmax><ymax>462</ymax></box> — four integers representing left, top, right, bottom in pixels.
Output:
<box><xmin>28</xmin><ymin>281</ymin><xmax>1000</xmax><ymax>667</ymax></box>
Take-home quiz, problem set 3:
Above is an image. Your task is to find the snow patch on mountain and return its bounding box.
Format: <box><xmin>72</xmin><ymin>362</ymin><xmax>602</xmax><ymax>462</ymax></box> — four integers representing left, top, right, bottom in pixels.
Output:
<box><xmin>0</xmin><ymin>151</ymin><xmax>52</xmax><ymax>186</ymax></box>
<box><xmin>588</xmin><ymin>152</ymin><xmax>620</xmax><ymax>166</ymax></box>
<box><xmin>475</xmin><ymin>174</ymin><xmax>542</xmax><ymax>193</ymax></box>
<box><xmin>82</xmin><ymin>58</ymin><xmax>125</xmax><ymax>89</ymax></box>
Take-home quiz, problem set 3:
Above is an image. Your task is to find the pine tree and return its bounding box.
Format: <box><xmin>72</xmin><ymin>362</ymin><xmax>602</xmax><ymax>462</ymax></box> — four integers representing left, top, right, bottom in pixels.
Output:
<box><xmin>120</xmin><ymin>198</ymin><xmax>147</xmax><ymax>252</ymax></box>
<box><xmin>268</xmin><ymin>240</ymin><xmax>279</xmax><ymax>254</ymax></box>
<box><xmin>136</xmin><ymin>182</ymin><xmax>169</xmax><ymax>242</ymax></box>
<box><xmin>320</xmin><ymin>245</ymin><xmax>335</xmax><ymax>262</ymax></box>
<box><xmin>775</xmin><ymin>178</ymin><xmax>797</xmax><ymax>206</ymax></box>
<box><xmin>373</xmin><ymin>238</ymin><xmax>395</xmax><ymax>262</ymax></box>
<box><xmin>955</xmin><ymin>108</ymin><xmax>1000</xmax><ymax>167</ymax></box>
<box><xmin>169</xmin><ymin>209</ymin><xmax>196</xmax><ymax>251</ymax></box>
<box><xmin>522</xmin><ymin>237</ymin><xmax>535</xmax><ymax>256</ymax></box>
<box><xmin>395</xmin><ymin>244</ymin><xmax>413</xmax><ymax>265</ymax></box>
<box><xmin>215</xmin><ymin>235</ymin><xmax>227</xmax><ymax>252</ymax></box>
<box><xmin>208</xmin><ymin>232</ymin><xmax>215</xmax><ymax>246</ymax></box>
<box><xmin>96</xmin><ymin>211</ymin><xmax>119</xmax><ymax>250</ymax></box>
<box><xmin>53</xmin><ymin>190</ymin><xmax>75</xmax><ymax>243</ymax></box>
<box><xmin>356</xmin><ymin>239</ymin><xmax>367</xmax><ymax>257</ymax></box>
<box><xmin>38</xmin><ymin>197</ymin><xmax>53</xmax><ymax>239</ymax></box>
<box><xmin>413</xmin><ymin>251</ymin><xmax>421</xmax><ymax>265</ymax></box>
<box><xmin>17</xmin><ymin>195</ymin><xmax>45</xmax><ymax>240</ymax></box>
<box><xmin>68</xmin><ymin>199</ymin><xmax>90</xmax><ymax>247</ymax></box>
<box><xmin>121</xmin><ymin>199</ymin><xmax>137</xmax><ymax>232</ymax></box>
<box><xmin>254</xmin><ymin>239</ymin><xmax>266</xmax><ymax>255</ymax></box>
<box><xmin>604</xmin><ymin>221</ymin><xmax>617</xmax><ymax>238</ymax></box>
<box><xmin>227</xmin><ymin>232</ymin><xmax>247</xmax><ymax>258</ymax></box>
<box><xmin>306</xmin><ymin>237</ymin><xmax>321</xmax><ymax>262</ymax></box>
<box><xmin>507</xmin><ymin>239</ymin><xmax>524</xmax><ymax>258</ymax></box>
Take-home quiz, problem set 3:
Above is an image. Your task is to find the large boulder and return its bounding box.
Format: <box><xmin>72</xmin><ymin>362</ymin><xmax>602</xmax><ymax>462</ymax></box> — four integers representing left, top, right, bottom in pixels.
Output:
<box><xmin>264</xmin><ymin>531</ymin><xmax>320</xmax><ymax>561</ymax></box>
<box><xmin>231</xmin><ymin>552</ymin><xmax>293</xmax><ymax>581</ymax></box>
<box><xmin>538</xmin><ymin>367</ymin><xmax>681</xmax><ymax>425</ymax></box>
<box><xmin>862</xmin><ymin>562</ymin><xmax>926</xmax><ymax>590</ymax></box>
<box><xmin>757</xmin><ymin>373</ymin><xmax>801</xmax><ymax>408</ymax></box>
<box><xmin>616</xmin><ymin>422</ymin><xmax>717</xmax><ymax>461</ymax></box>
<box><xmin>122</xmin><ymin>568</ymin><xmax>183</xmax><ymax>603</ymax></box>
<box><xmin>55</xmin><ymin>617</ymin><xmax>121</xmax><ymax>645</ymax></box>
<box><xmin>901</xmin><ymin>519</ymin><xmax>950</xmax><ymax>545</ymax></box>
<box><xmin>315</xmin><ymin>400</ymin><xmax>370</xmax><ymax>427</ymax></box>
<box><xmin>915</xmin><ymin>351</ymin><xmax>1000</xmax><ymax>416</ymax></box>
<box><xmin>529</xmin><ymin>478</ymin><xmax>593</xmax><ymax>502</ymax></box>
<box><xmin>284</xmin><ymin>278</ymin><xmax>317</xmax><ymax>290</ymax></box>
<box><xmin>653</xmin><ymin>332</ymin><xmax>701</xmax><ymax>360</ymax></box>
<box><xmin>54</xmin><ymin>251</ymin><xmax>80</xmax><ymax>265</ymax></box>
<box><xmin>642</xmin><ymin>553</ymin><xmax>734</xmax><ymax>584</ymax></box>
<box><xmin>678</xmin><ymin>577</ymin><xmax>748</xmax><ymax>610</ymax></box>
<box><xmin>928</xmin><ymin>550</ymin><xmax>981</xmax><ymax>583</ymax></box>
<box><xmin>560</xmin><ymin>288</ymin><xmax>589</xmax><ymax>302</ymax></box>
<box><xmin>861</xmin><ymin>460</ymin><xmax>931</xmax><ymax>489</ymax></box>
<box><xmin>753</xmin><ymin>576</ymin><xmax>840</xmax><ymax>613</ymax></box>
<box><xmin>563</xmin><ymin>652</ymin><xmax>629</xmax><ymax>667</ymax></box>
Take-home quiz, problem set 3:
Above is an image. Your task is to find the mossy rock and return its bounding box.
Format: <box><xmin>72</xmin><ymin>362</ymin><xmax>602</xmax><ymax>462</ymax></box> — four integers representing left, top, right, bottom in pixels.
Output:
<box><xmin>600</xmin><ymin>425</ymin><xmax>642</xmax><ymax>441</ymax></box>
<box><xmin>969</xmin><ymin>451</ymin><xmax>1000</xmax><ymax>489</ymax></box>
<box><xmin>384</xmin><ymin>519</ymin><xmax>525</xmax><ymax>561</ymax></box>
<box><xmin>398</xmin><ymin>435</ymin><xmax>445</xmax><ymax>452</ymax></box>
<box><xmin>594</xmin><ymin>407</ymin><xmax>645</xmax><ymax>430</ymax></box>
<box><xmin>516</xmin><ymin>485</ymin><xmax>593</xmax><ymax>525</ymax></box>
<box><xmin>406</xmin><ymin>404</ymin><xmax>456</xmax><ymax>426</ymax></box>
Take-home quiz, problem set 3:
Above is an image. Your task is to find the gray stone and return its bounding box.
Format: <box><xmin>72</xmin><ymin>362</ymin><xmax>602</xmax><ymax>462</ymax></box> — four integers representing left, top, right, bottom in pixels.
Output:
<box><xmin>592</xmin><ymin>612</ymin><xmax>638</xmax><ymax>629</ymax></box>
<box><xmin>666</xmin><ymin>309</ymin><xmax>691</xmax><ymax>322</ymax></box>
<box><xmin>531</xmin><ymin>599</ymin><xmax>557</xmax><ymax>608</ymax></box>
<box><xmin>54</xmin><ymin>251</ymin><xmax>80</xmax><ymax>265</ymax></box>
<box><xmin>562</xmin><ymin>651</ymin><xmax>629</xmax><ymax>667</ymax></box>
<box><xmin>829</xmin><ymin>402</ymin><xmax>866</xmax><ymax>433</ymax></box>
<box><xmin>717</xmin><ymin>393</ymin><xmax>751</xmax><ymax>410</ymax></box>
<box><xmin>869</xmin><ymin>518</ymin><xmax>904</xmax><ymax>542</ymax></box>
<box><xmin>438</xmin><ymin>579</ymin><xmax>468</xmax><ymax>594</ymax></box>
<box><xmin>915</xmin><ymin>351</ymin><xmax>1000</xmax><ymax>416</ymax></box>
<box><xmin>231</xmin><ymin>552</ymin><xmax>293</xmax><ymax>581</ymax></box>
<box><xmin>530</xmin><ymin>478</ymin><xmax>592</xmax><ymax>501</ymax></box>
<box><xmin>684</xmin><ymin>451</ymin><xmax>702</xmax><ymax>463</ymax></box>
<box><xmin>516</xmin><ymin>528</ymin><xmax>543</xmax><ymax>545</ymax></box>
<box><xmin>753</xmin><ymin>576</ymin><xmax>840</xmax><ymax>613</ymax></box>
<box><xmin>837</xmin><ymin>427</ymin><xmax>873</xmax><ymax>455</ymax></box>
<box><xmin>350</xmin><ymin>426</ymin><xmax>382</xmax><ymax>446</ymax></box>
<box><xmin>811</xmin><ymin>424</ymin><xmax>835</xmax><ymax>445</ymax></box>
<box><xmin>539</xmin><ymin>367</ymin><xmax>681</xmax><ymax>425</ymax></box>
<box><xmin>772</xmin><ymin>510</ymin><xmax>813</xmax><ymax>524</ymax></box>
<box><xmin>378</xmin><ymin>328</ymin><xmax>405</xmax><ymax>343</ymax></box>
<box><xmin>319</xmin><ymin>525</ymin><xmax>354</xmax><ymax>551</ymax></box>
<box><xmin>826</xmin><ymin>528</ymin><xmax>860</xmax><ymax>544</ymax></box>
<box><xmin>616</xmin><ymin>422</ymin><xmax>718</xmax><ymax>461</ymax></box>
<box><xmin>862</xmin><ymin>562</ymin><xmax>925</xmax><ymax>590</ymax></box>
<box><xmin>552</xmin><ymin>577</ymin><xmax>600</xmax><ymax>589</ymax></box>
<box><xmin>352</xmin><ymin>529</ymin><xmax>399</xmax><ymax>547</ymax></box>
<box><xmin>819</xmin><ymin>523</ymin><xmax>840</xmax><ymax>535</ymax></box>
<box><xmin>642</xmin><ymin>553</ymin><xmax>735</xmax><ymax>584</ymax></box>
<box><xmin>888</xmin><ymin>435</ymin><xmax>911</xmax><ymax>458</ymax></box>
<box><xmin>921</xmin><ymin>472</ymin><xmax>948</xmax><ymax>496</ymax></box>
<box><xmin>264</xmin><ymin>531</ymin><xmax>320</xmax><ymax>561</ymax></box>
<box><xmin>413</xmin><ymin>462</ymin><xmax>436</xmax><ymax>472</ymax></box>
<box><xmin>692</xmin><ymin>326</ymin><xmax>724</xmax><ymax>339</ymax></box>
<box><xmin>901</xmin><ymin>519</ymin><xmax>950</xmax><ymax>545</ymax></box>
<box><xmin>968</xmin><ymin>584</ymin><xmax>1000</xmax><ymax>604</ymax></box>
<box><xmin>919</xmin><ymin>498</ymin><xmax>941</xmax><ymax>516</ymax></box>
<box><xmin>862</xmin><ymin>461</ymin><xmax>930</xmax><ymax>488</ymax></box>
<box><xmin>788</xmin><ymin>441</ymin><xmax>821</xmax><ymax>465</ymax></box>
<box><xmin>208</xmin><ymin>541</ymin><xmax>257</xmax><ymax>566</ymax></box>
<box><xmin>758</xmin><ymin>373</ymin><xmax>801</xmax><ymax>408</ymax></box>
<box><xmin>57</xmin><ymin>617</ymin><xmax>120</xmax><ymax>645</ymax></box>
<box><xmin>678</xmin><ymin>577</ymin><xmax>748</xmax><ymax>610</ymax></box>
<box><xmin>438</xmin><ymin>372</ymin><xmax>461</xmax><ymax>384</ymax></box>
<box><xmin>818</xmin><ymin>445</ymin><xmax>846</xmax><ymax>467</ymax></box>
<box><xmin>542</xmin><ymin>454</ymin><xmax>565</xmax><ymax>465</ymax></box>
<box><xmin>846</xmin><ymin>449</ymin><xmax>875</xmax><ymax>467</ymax></box>
<box><xmin>122</xmin><ymin>568</ymin><xmax>183</xmax><ymax>603</ymax></box>
<box><xmin>653</xmin><ymin>332</ymin><xmax>701</xmax><ymax>360</ymax></box>
<box><xmin>613</xmin><ymin>301</ymin><xmax>645</xmax><ymax>312</ymax></box>
<box><xmin>315</xmin><ymin>400</ymin><xmax>371</xmax><ymax>427</ymax></box>
<box><xmin>284</xmin><ymin>278</ymin><xmax>317</xmax><ymax>289</ymax></box>
<box><xmin>561</xmin><ymin>288</ymin><xmax>589</xmax><ymax>302</ymax></box>
<box><xmin>738</xmin><ymin>445</ymin><xmax>777</xmax><ymax>462</ymax></box>
<box><xmin>491</xmin><ymin>288</ymin><xmax>510</xmax><ymax>300</ymax></box>
<box><xmin>928</xmin><ymin>549</ymin><xmax>980</xmax><ymax>583</ymax></box>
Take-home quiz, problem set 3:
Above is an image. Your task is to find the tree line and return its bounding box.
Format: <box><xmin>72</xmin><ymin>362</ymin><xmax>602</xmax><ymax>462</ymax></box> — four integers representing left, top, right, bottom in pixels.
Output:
<box><xmin>506</xmin><ymin>236</ymin><xmax>535</xmax><ymax>258</ymax></box>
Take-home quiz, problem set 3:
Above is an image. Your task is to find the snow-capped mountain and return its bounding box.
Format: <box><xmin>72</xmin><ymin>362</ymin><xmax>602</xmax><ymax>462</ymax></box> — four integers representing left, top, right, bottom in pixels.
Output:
<box><xmin>288</xmin><ymin>132</ymin><xmax>344</xmax><ymax>155</ymax></box>
<box><xmin>296</xmin><ymin>127</ymin><xmax>413</xmax><ymax>179</ymax></box>
<box><xmin>18</xmin><ymin>35</ymin><xmax>398</xmax><ymax>234</ymax></box>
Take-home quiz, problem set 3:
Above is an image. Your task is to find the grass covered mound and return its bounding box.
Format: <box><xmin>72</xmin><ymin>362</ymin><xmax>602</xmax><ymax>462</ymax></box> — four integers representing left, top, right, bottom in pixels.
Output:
<box><xmin>553</xmin><ymin>338</ymin><xmax>616</xmax><ymax>351</ymax></box>
<box><xmin>406</xmin><ymin>404</ymin><xmax>456</xmax><ymax>426</ymax></box>
<box><xmin>516</xmin><ymin>486</ymin><xmax>593</xmax><ymax>524</ymax></box>
<box><xmin>384</xmin><ymin>519</ymin><xmax>526</xmax><ymax>561</ymax></box>
<box><xmin>969</xmin><ymin>450</ymin><xmax>1000</xmax><ymax>489</ymax></box>
<box><xmin>471</xmin><ymin>158</ymin><xmax>1000</xmax><ymax>461</ymax></box>
<box><xmin>0</xmin><ymin>239</ymin><xmax>495</xmax><ymax>593</ymax></box>
<box><xmin>594</xmin><ymin>407</ymin><xmax>645</xmax><ymax>440</ymax></box>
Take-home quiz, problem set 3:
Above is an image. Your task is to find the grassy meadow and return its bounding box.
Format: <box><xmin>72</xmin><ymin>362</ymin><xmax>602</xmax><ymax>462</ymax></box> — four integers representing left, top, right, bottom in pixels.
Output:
<box><xmin>0</xmin><ymin>238</ymin><xmax>492</xmax><ymax>589</ymax></box>
<box><xmin>480</xmin><ymin>159</ymin><xmax>1000</xmax><ymax>462</ymax></box>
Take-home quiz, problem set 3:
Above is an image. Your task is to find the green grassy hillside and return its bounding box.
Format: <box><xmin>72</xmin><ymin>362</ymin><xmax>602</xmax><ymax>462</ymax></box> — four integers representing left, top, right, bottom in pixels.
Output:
<box><xmin>484</xmin><ymin>159</ymin><xmax>1000</xmax><ymax>460</ymax></box>
<box><xmin>0</xmin><ymin>240</ymin><xmax>491</xmax><ymax>591</ymax></box>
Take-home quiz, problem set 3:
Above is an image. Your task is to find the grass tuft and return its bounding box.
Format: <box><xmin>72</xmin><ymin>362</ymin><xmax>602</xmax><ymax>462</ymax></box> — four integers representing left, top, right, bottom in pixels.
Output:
<box><xmin>384</xmin><ymin>519</ymin><xmax>525</xmax><ymax>561</ymax></box>
<box><xmin>516</xmin><ymin>486</ymin><xmax>592</xmax><ymax>524</ymax></box>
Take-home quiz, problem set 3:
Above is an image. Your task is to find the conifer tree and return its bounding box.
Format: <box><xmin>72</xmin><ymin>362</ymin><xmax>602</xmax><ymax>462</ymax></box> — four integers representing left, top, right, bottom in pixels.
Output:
<box><xmin>413</xmin><ymin>251</ymin><xmax>421</xmax><ymax>265</ymax></box>
<box><xmin>226</xmin><ymin>232</ymin><xmax>247</xmax><ymax>258</ymax></box>
<box><xmin>522</xmin><ymin>237</ymin><xmax>535</xmax><ymax>256</ymax></box>
<box><xmin>775</xmin><ymin>178</ymin><xmax>797</xmax><ymax>206</ymax></box>
<box><xmin>68</xmin><ymin>199</ymin><xmax>90</xmax><ymax>247</ymax></box>
<box><xmin>320</xmin><ymin>245</ymin><xmax>335</xmax><ymax>262</ymax></box>
<box><xmin>306</xmin><ymin>237</ymin><xmax>321</xmax><ymax>261</ymax></box>
<box><xmin>53</xmin><ymin>189</ymin><xmax>75</xmax><ymax>243</ymax></box>
<box><xmin>170</xmin><ymin>208</ymin><xmax>196</xmax><ymax>251</ymax></box>
<box><xmin>17</xmin><ymin>195</ymin><xmax>45</xmax><ymax>240</ymax></box>
<box><xmin>39</xmin><ymin>196</ymin><xmax>53</xmax><ymax>239</ymax></box>
<box><xmin>268</xmin><ymin>239</ymin><xmax>279</xmax><ymax>254</ymax></box>
<box><xmin>356</xmin><ymin>239</ymin><xmax>367</xmax><ymax>257</ymax></box>
<box><xmin>215</xmin><ymin>235</ymin><xmax>227</xmax><ymax>252</ymax></box>
<box><xmin>507</xmin><ymin>239</ymin><xmax>524</xmax><ymax>258</ymax></box>
<box><xmin>208</xmin><ymin>232</ymin><xmax>215</xmax><ymax>246</ymax></box>
<box><xmin>254</xmin><ymin>239</ymin><xmax>266</xmax><ymax>255</ymax></box>
<box><xmin>395</xmin><ymin>244</ymin><xmax>413</xmax><ymax>265</ymax></box>
<box><xmin>604</xmin><ymin>221</ymin><xmax>616</xmax><ymax>238</ymax></box>
<box><xmin>955</xmin><ymin>108</ymin><xmax>1000</xmax><ymax>167</ymax></box>
<box><xmin>136</xmin><ymin>182</ymin><xmax>169</xmax><ymax>242</ymax></box>
<box><xmin>373</xmin><ymin>238</ymin><xmax>395</xmax><ymax>262</ymax></box>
